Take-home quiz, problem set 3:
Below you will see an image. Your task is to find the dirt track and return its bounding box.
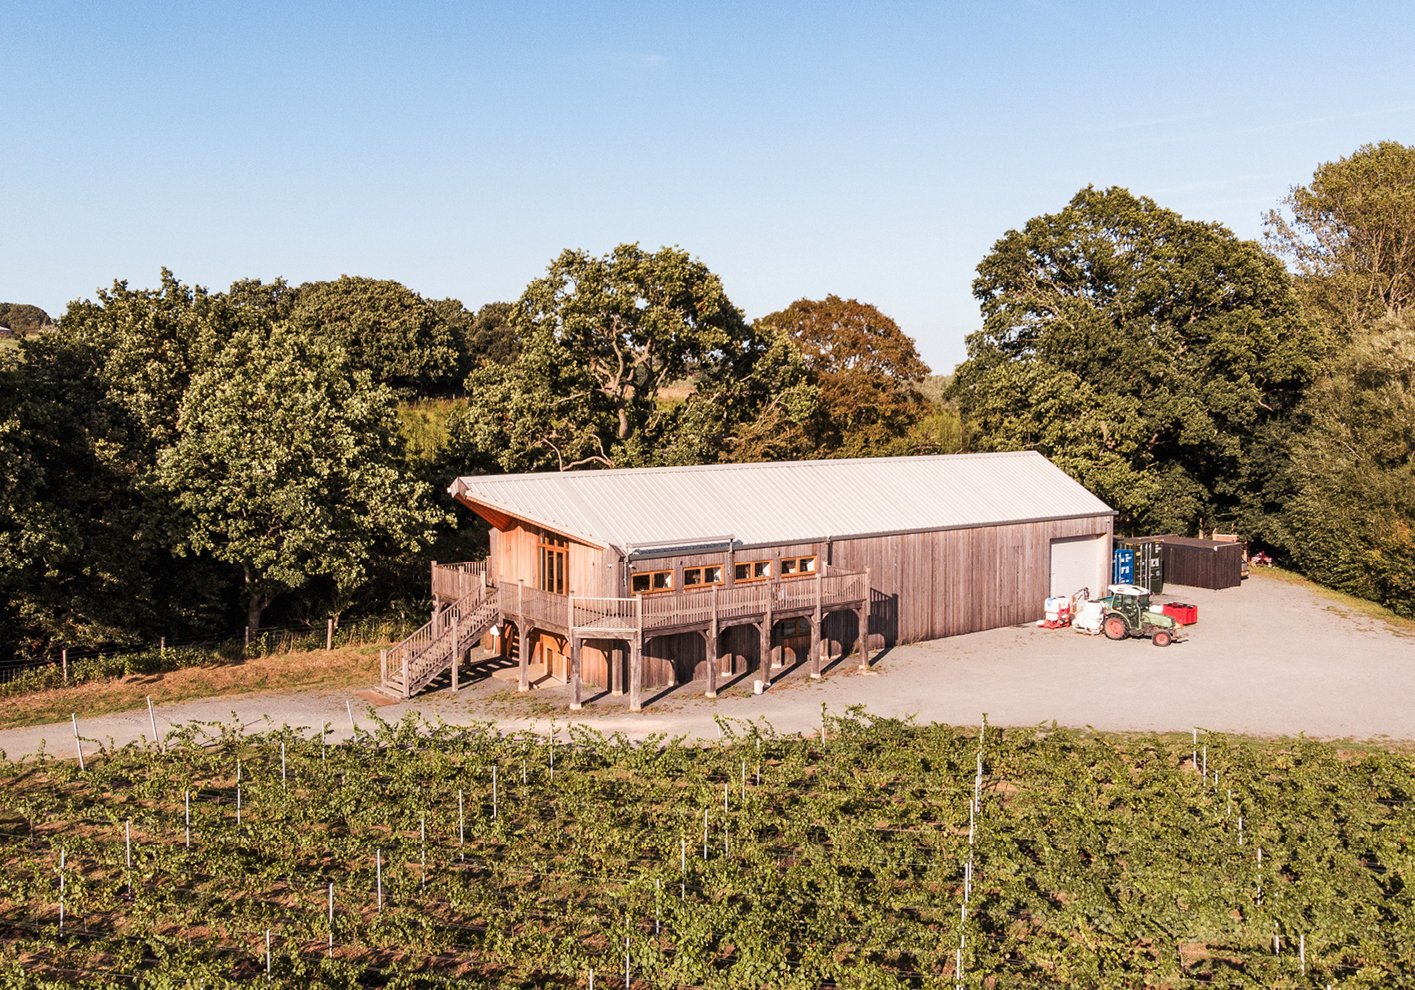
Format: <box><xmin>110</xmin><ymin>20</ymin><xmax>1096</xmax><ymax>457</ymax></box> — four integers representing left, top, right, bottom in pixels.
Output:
<box><xmin>4</xmin><ymin>572</ymin><xmax>1413</xmax><ymax>758</ymax></box>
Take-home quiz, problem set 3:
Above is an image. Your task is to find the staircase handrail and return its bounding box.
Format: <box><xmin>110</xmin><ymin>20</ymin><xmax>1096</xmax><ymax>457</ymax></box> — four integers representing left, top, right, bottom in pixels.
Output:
<box><xmin>387</xmin><ymin>583</ymin><xmax>488</xmax><ymax>676</ymax></box>
<box><xmin>404</xmin><ymin>591</ymin><xmax>501</xmax><ymax>696</ymax></box>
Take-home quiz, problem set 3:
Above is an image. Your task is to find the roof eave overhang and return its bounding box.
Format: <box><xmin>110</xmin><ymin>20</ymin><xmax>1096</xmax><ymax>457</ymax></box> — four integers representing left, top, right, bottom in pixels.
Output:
<box><xmin>448</xmin><ymin>481</ymin><xmax>615</xmax><ymax>551</ymax></box>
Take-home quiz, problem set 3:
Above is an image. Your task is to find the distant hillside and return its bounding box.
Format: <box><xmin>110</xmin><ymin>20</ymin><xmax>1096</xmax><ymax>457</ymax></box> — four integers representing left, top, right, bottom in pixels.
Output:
<box><xmin>0</xmin><ymin>303</ymin><xmax>53</xmax><ymax>336</ymax></box>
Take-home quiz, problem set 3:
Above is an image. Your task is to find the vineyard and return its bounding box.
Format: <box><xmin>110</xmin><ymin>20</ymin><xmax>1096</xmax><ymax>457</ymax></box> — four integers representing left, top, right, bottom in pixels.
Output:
<box><xmin>0</xmin><ymin>709</ymin><xmax>1412</xmax><ymax>988</ymax></box>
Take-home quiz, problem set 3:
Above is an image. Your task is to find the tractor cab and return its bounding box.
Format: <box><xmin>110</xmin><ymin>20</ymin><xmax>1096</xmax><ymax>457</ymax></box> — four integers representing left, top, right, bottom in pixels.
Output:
<box><xmin>1102</xmin><ymin>583</ymin><xmax>1182</xmax><ymax>647</ymax></box>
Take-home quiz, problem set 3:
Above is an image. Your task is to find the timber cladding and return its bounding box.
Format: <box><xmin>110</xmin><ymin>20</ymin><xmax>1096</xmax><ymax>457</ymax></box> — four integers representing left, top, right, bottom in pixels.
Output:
<box><xmin>493</xmin><ymin>516</ymin><xmax>1113</xmax><ymax>693</ymax></box>
<box><xmin>1157</xmin><ymin>536</ymin><xmax>1244</xmax><ymax>591</ymax></box>
<box><xmin>833</xmin><ymin>515</ymin><xmax>1114</xmax><ymax>649</ymax></box>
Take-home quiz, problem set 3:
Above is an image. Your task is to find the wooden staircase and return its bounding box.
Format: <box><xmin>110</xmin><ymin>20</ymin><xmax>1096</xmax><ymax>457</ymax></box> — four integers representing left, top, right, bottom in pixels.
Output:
<box><xmin>380</xmin><ymin>586</ymin><xmax>500</xmax><ymax>699</ymax></box>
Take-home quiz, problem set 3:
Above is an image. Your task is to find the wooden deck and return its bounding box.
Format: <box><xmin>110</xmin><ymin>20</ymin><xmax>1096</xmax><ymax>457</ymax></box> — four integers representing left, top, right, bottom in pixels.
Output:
<box><xmin>492</xmin><ymin>565</ymin><xmax>870</xmax><ymax>712</ymax></box>
<box><xmin>382</xmin><ymin>562</ymin><xmax>871</xmax><ymax>711</ymax></box>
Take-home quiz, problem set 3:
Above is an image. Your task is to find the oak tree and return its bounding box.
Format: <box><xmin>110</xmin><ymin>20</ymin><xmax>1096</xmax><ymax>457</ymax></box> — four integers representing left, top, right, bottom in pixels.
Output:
<box><xmin>1266</xmin><ymin>140</ymin><xmax>1415</xmax><ymax>337</ymax></box>
<box><xmin>954</xmin><ymin>186</ymin><xmax>1319</xmax><ymax>535</ymax></box>
<box><xmin>288</xmin><ymin>276</ymin><xmax>460</xmax><ymax>395</ymax></box>
<box><xmin>757</xmin><ymin>295</ymin><xmax>930</xmax><ymax>458</ymax></box>
<box><xmin>158</xmin><ymin>324</ymin><xmax>446</xmax><ymax>635</ymax></box>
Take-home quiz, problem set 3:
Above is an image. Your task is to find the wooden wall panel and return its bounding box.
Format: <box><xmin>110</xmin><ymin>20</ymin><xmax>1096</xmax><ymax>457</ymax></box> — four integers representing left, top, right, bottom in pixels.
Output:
<box><xmin>831</xmin><ymin>514</ymin><xmax>1112</xmax><ymax>647</ymax></box>
<box><xmin>491</xmin><ymin>519</ymin><xmax>618</xmax><ymax>601</ymax></box>
<box><xmin>490</xmin><ymin>514</ymin><xmax>1113</xmax><ymax>671</ymax></box>
<box><xmin>581</xmin><ymin>640</ymin><xmax>612</xmax><ymax>689</ymax></box>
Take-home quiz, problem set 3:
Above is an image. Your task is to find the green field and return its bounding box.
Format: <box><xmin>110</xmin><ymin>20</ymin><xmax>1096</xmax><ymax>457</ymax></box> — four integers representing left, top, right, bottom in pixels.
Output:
<box><xmin>1</xmin><ymin>712</ymin><xmax>1410</xmax><ymax>987</ymax></box>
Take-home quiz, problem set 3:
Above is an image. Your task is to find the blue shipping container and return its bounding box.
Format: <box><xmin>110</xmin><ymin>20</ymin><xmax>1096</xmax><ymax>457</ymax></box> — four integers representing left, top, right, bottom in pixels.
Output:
<box><xmin>1112</xmin><ymin>548</ymin><xmax>1135</xmax><ymax>585</ymax></box>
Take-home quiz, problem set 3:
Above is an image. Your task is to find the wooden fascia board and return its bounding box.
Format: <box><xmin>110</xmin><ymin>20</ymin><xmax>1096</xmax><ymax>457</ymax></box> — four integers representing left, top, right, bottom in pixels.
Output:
<box><xmin>451</xmin><ymin>492</ymin><xmax>612</xmax><ymax>550</ymax></box>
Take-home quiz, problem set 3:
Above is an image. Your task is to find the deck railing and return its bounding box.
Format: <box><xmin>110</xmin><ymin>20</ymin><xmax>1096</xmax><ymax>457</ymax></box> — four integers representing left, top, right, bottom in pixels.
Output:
<box><xmin>431</xmin><ymin>561</ymin><xmax>489</xmax><ymax>602</ymax></box>
<box><xmin>572</xmin><ymin>596</ymin><xmax>640</xmax><ymax>631</ymax></box>
<box><xmin>499</xmin><ymin>569</ymin><xmax>868</xmax><ymax>638</ymax></box>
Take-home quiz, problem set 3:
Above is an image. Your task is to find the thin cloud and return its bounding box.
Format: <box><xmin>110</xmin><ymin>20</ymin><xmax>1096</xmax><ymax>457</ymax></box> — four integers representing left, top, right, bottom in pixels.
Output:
<box><xmin>1243</xmin><ymin>102</ymin><xmax>1415</xmax><ymax>134</ymax></box>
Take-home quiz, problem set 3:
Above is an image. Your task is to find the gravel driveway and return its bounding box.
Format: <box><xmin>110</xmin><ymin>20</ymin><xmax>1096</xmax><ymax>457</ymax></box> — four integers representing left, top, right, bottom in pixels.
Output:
<box><xmin>5</xmin><ymin>572</ymin><xmax>1412</xmax><ymax>759</ymax></box>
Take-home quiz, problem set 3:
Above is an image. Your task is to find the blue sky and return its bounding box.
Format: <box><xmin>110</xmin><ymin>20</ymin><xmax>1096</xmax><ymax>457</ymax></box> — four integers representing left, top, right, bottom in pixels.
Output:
<box><xmin>4</xmin><ymin>1</ymin><xmax>1414</xmax><ymax>370</ymax></box>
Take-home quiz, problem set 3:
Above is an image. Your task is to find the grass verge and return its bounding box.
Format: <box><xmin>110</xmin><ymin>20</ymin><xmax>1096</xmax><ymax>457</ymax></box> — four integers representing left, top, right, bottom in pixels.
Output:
<box><xmin>0</xmin><ymin>645</ymin><xmax>383</xmax><ymax>730</ymax></box>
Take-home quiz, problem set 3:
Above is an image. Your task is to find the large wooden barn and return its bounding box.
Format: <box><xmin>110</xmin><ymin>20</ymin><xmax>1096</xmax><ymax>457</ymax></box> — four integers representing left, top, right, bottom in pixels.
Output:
<box><xmin>378</xmin><ymin>452</ymin><xmax>1114</xmax><ymax>711</ymax></box>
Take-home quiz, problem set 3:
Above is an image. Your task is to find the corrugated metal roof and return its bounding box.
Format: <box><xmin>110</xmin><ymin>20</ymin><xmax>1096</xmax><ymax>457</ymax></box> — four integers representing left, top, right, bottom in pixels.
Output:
<box><xmin>449</xmin><ymin>452</ymin><xmax>1114</xmax><ymax>554</ymax></box>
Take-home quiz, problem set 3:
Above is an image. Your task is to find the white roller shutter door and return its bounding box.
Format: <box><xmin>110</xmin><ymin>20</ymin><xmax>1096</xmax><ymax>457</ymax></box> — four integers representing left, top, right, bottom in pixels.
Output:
<box><xmin>1050</xmin><ymin>535</ymin><xmax>1105</xmax><ymax>598</ymax></box>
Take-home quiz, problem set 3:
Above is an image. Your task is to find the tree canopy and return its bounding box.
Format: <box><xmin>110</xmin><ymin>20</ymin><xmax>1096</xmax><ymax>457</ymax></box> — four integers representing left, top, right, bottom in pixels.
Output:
<box><xmin>158</xmin><ymin>323</ymin><xmax>446</xmax><ymax>634</ymax></box>
<box><xmin>0</xmin><ymin>303</ymin><xmax>53</xmax><ymax>335</ymax></box>
<box><xmin>453</xmin><ymin>244</ymin><xmax>816</xmax><ymax>472</ymax></box>
<box><xmin>1266</xmin><ymin>140</ymin><xmax>1415</xmax><ymax>336</ymax></box>
<box><xmin>1282</xmin><ymin>315</ymin><xmax>1415</xmax><ymax>616</ymax></box>
<box><xmin>430</xmin><ymin>298</ymin><xmax>520</xmax><ymax>381</ymax></box>
<box><xmin>953</xmin><ymin>185</ymin><xmax>1320</xmax><ymax>536</ymax></box>
<box><xmin>0</xmin><ymin>274</ymin><xmax>238</xmax><ymax>651</ymax></box>
<box><xmin>288</xmin><ymin>276</ymin><xmax>461</xmax><ymax>395</ymax></box>
<box><xmin>758</xmin><ymin>295</ymin><xmax>931</xmax><ymax>458</ymax></box>
<box><xmin>1265</xmin><ymin>144</ymin><xmax>1415</xmax><ymax>614</ymax></box>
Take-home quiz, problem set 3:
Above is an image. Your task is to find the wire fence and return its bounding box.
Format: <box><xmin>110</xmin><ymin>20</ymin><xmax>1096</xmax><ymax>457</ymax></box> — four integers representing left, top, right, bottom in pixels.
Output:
<box><xmin>0</xmin><ymin>612</ymin><xmax>424</xmax><ymax>693</ymax></box>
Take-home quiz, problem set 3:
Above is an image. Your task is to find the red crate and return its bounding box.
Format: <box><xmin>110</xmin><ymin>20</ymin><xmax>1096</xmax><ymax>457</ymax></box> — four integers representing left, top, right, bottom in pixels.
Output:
<box><xmin>1161</xmin><ymin>602</ymin><xmax>1197</xmax><ymax>625</ymax></box>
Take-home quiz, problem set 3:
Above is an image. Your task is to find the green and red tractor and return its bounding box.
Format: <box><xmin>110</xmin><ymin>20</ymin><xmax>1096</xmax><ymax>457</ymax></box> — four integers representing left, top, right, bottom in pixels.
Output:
<box><xmin>1101</xmin><ymin>584</ymin><xmax>1183</xmax><ymax>647</ymax></box>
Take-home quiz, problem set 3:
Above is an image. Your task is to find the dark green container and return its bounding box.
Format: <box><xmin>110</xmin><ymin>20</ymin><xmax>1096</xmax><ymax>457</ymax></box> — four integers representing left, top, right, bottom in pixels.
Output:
<box><xmin>1114</xmin><ymin>537</ymin><xmax>1164</xmax><ymax>595</ymax></box>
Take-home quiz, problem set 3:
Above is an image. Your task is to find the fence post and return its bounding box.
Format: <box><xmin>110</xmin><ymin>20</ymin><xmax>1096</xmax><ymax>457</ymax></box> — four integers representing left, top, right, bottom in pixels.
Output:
<box><xmin>326</xmin><ymin>619</ymin><xmax>334</xmax><ymax>651</ymax></box>
<box><xmin>62</xmin><ymin>649</ymin><xmax>67</xmax><ymax>686</ymax></box>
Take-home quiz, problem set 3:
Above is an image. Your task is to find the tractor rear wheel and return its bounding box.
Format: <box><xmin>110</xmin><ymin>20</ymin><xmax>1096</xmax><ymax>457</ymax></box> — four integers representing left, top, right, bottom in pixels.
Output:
<box><xmin>1152</xmin><ymin>629</ymin><xmax>1173</xmax><ymax>648</ymax></box>
<box><xmin>1103</xmin><ymin>616</ymin><xmax>1128</xmax><ymax>641</ymax></box>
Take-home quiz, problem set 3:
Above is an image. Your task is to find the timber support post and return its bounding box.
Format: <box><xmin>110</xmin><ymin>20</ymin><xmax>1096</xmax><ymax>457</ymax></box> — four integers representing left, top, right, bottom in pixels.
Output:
<box><xmin>810</xmin><ymin>571</ymin><xmax>823</xmax><ymax>679</ymax></box>
<box><xmin>451</xmin><ymin>611</ymin><xmax>460</xmax><ymax>693</ymax></box>
<box><xmin>856</xmin><ymin>566</ymin><xmax>872</xmax><ymax>671</ymax></box>
<box><xmin>706</xmin><ymin>586</ymin><xmax>719</xmax><ymax>699</ymax></box>
<box><xmin>517</xmin><ymin>581</ymin><xmax>529</xmax><ymax>692</ymax></box>
<box><xmin>611</xmin><ymin>645</ymin><xmax>624</xmax><ymax>696</ymax></box>
<box><xmin>629</xmin><ymin>637</ymin><xmax>643</xmax><ymax>712</ymax></box>
<box><xmin>760</xmin><ymin>584</ymin><xmax>773</xmax><ymax>688</ymax></box>
<box><xmin>569</xmin><ymin>634</ymin><xmax>582</xmax><ymax>711</ymax></box>
<box><xmin>629</xmin><ymin>599</ymin><xmax>644</xmax><ymax>712</ymax></box>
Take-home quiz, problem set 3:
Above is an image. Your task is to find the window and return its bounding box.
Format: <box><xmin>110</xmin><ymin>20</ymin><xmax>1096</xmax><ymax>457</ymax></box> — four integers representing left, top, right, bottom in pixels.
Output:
<box><xmin>734</xmin><ymin>560</ymin><xmax>771</xmax><ymax>582</ymax></box>
<box><xmin>779</xmin><ymin>556</ymin><xmax>817</xmax><ymax>578</ymax></box>
<box><xmin>631</xmin><ymin>569</ymin><xmax>673</xmax><ymax>594</ymax></box>
<box><xmin>539</xmin><ymin>533</ymin><xmax>567</xmax><ymax>595</ymax></box>
<box><xmin>682</xmin><ymin>565</ymin><xmax>723</xmax><ymax>588</ymax></box>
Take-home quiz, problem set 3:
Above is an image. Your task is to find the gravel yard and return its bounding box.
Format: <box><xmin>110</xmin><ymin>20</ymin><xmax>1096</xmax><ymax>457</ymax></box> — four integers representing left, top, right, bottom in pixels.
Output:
<box><xmin>4</xmin><ymin>571</ymin><xmax>1413</xmax><ymax>758</ymax></box>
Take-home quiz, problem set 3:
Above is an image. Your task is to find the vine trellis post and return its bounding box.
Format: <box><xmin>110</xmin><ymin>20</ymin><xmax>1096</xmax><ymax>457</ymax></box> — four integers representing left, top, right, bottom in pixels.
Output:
<box><xmin>147</xmin><ymin>696</ymin><xmax>162</xmax><ymax>753</ymax></box>
<box><xmin>71</xmin><ymin>714</ymin><xmax>84</xmax><ymax>770</ymax></box>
